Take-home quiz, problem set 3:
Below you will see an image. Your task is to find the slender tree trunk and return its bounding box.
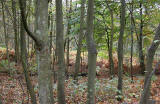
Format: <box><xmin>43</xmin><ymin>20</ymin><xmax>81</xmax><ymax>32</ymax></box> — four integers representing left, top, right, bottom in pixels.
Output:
<box><xmin>20</xmin><ymin>23</ymin><xmax>37</xmax><ymax>104</ymax></box>
<box><xmin>138</xmin><ymin>2</ymin><xmax>145</xmax><ymax>74</ymax></box>
<box><xmin>27</xmin><ymin>35</ymin><xmax>30</xmax><ymax>56</ymax></box>
<box><xmin>48</xmin><ymin>1</ymin><xmax>54</xmax><ymax>83</ymax></box>
<box><xmin>49</xmin><ymin>3</ymin><xmax>54</xmax><ymax>103</ymax></box>
<box><xmin>86</xmin><ymin>0</ymin><xmax>97</xmax><ymax>103</ymax></box>
<box><xmin>56</xmin><ymin>0</ymin><xmax>66</xmax><ymax>103</ymax></box>
<box><xmin>66</xmin><ymin>38</ymin><xmax>70</xmax><ymax>77</ymax></box>
<box><xmin>130</xmin><ymin>1</ymin><xmax>134</xmax><ymax>82</ymax></box>
<box><xmin>49</xmin><ymin>3</ymin><xmax>53</xmax><ymax>55</ymax></box>
<box><xmin>65</xmin><ymin>0</ymin><xmax>69</xmax><ymax>78</ymax></box>
<box><xmin>27</xmin><ymin>4</ymin><xmax>32</xmax><ymax>57</ymax></box>
<box><xmin>139</xmin><ymin>24</ymin><xmax>160</xmax><ymax>104</ymax></box>
<box><xmin>53</xmin><ymin>21</ymin><xmax>57</xmax><ymax>83</ymax></box>
<box><xmin>105</xmin><ymin>29</ymin><xmax>110</xmax><ymax>51</ymax></box>
<box><xmin>18</xmin><ymin>10</ymin><xmax>21</xmax><ymax>54</ymax></box>
<box><xmin>1</xmin><ymin>0</ymin><xmax>10</xmax><ymax>71</ymax></box>
<box><xmin>117</xmin><ymin>0</ymin><xmax>125</xmax><ymax>101</ymax></box>
<box><xmin>20</xmin><ymin>1</ymin><xmax>37</xmax><ymax>103</ymax></box>
<box><xmin>11</xmin><ymin>0</ymin><xmax>20</xmax><ymax>63</ymax></box>
<box><xmin>50</xmin><ymin>17</ymin><xmax>54</xmax><ymax>70</ymax></box>
<box><xmin>109</xmin><ymin>11</ymin><xmax>114</xmax><ymax>76</ymax></box>
<box><xmin>66</xmin><ymin>0</ymin><xmax>72</xmax><ymax>78</ymax></box>
<box><xmin>74</xmin><ymin>0</ymin><xmax>86</xmax><ymax>81</ymax></box>
<box><xmin>105</xmin><ymin>1</ymin><xmax>115</xmax><ymax>76</ymax></box>
<box><xmin>19</xmin><ymin>0</ymin><xmax>54</xmax><ymax>103</ymax></box>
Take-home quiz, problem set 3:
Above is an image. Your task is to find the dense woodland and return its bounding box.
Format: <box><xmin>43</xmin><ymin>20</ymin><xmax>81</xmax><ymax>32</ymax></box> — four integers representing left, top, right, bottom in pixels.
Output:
<box><xmin>0</xmin><ymin>0</ymin><xmax>160</xmax><ymax>104</ymax></box>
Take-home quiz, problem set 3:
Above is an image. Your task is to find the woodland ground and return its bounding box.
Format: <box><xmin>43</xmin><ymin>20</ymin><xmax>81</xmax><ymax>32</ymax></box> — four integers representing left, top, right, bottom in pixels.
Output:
<box><xmin>0</xmin><ymin>73</ymin><xmax>160</xmax><ymax>104</ymax></box>
<box><xmin>0</xmin><ymin>49</ymin><xmax>160</xmax><ymax>104</ymax></box>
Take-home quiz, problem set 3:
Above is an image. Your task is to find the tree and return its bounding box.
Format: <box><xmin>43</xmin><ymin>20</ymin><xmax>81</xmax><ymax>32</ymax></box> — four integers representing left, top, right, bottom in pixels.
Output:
<box><xmin>1</xmin><ymin>0</ymin><xmax>10</xmax><ymax>71</ymax></box>
<box><xmin>19</xmin><ymin>0</ymin><xmax>37</xmax><ymax>103</ymax></box>
<box><xmin>138</xmin><ymin>1</ymin><xmax>145</xmax><ymax>74</ymax></box>
<box><xmin>117</xmin><ymin>0</ymin><xmax>125</xmax><ymax>101</ymax></box>
<box><xmin>105</xmin><ymin>0</ymin><xmax>115</xmax><ymax>76</ymax></box>
<box><xmin>11</xmin><ymin>0</ymin><xmax>20</xmax><ymax>63</ymax></box>
<box><xmin>34</xmin><ymin>0</ymin><xmax>54</xmax><ymax>103</ymax></box>
<box><xmin>129</xmin><ymin>0</ymin><xmax>134</xmax><ymax>82</ymax></box>
<box><xmin>56</xmin><ymin>0</ymin><xmax>66</xmax><ymax>103</ymax></box>
<box><xmin>139</xmin><ymin>24</ymin><xmax>160</xmax><ymax>104</ymax></box>
<box><xmin>74</xmin><ymin>0</ymin><xmax>86</xmax><ymax>81</ymax></box>
<box><xmin>19</xmin><ymin>0</ymin><xmax>54</xmax><ymax>103</ymax></box>
<box><xmin>86</xmin><ymin>0</ymin><xmax>97</xmax><ymax>103</ymax></box>
<box><xmin>65</xmin><ymin>0</ymin><xmax>72</xmax><ymax>78</ymax></box>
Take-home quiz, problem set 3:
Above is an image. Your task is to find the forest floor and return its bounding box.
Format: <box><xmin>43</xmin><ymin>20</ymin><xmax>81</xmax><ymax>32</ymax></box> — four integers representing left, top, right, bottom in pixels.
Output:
<box><xmin>0</xmin><ymin>73</ymin><xmax>160</xmax><ymax>104</ymax></box>
<box><xmin>0</xmin><ymin>49</ymin><xmax>160</xmax><ymax>104</ymax></box>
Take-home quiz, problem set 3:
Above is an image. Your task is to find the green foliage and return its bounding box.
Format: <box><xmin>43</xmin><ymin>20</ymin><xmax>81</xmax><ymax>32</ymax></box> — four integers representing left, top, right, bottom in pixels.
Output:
<box><xmin>0</xmin><ymin>60</ymin><xmax>16</xmax><ymax>74</ymax></box>
<box><xmin>29</xmin><ymin>63</ymin><xmax>37</xmax><ymax>73</ymax></box>
<box><xmin>0</xmin><ymin>60</ymin><xmax>9</xmax><ymax>70</ymax></box>
<box><xmin>0</xmin><ymin>44</ymin><xmax>6</xmax><ymax>48</ymax></box>
<box><xmin>98</xmin><ymin>51</ymin><xmax>108</xmax><ymax>59</ymax></box>
<box><xmin>151</xmin><ymin>75</ymin><xmax>157</xmax><ymax>81</ymax></box>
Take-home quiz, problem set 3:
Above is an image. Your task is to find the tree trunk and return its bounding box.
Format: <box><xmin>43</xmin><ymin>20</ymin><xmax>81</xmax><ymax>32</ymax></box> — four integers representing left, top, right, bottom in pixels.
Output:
<box><xmin>130</xmin><ymin>1</ymin><xmax>134</xmax><ymax>82</ymax></box>
<box><xmin>56</xmin><ymin>0</ymin><xmax>66</xmax><ymax>103</ymax></box>
<box><xmin>48</xmin><ymin>1</ymin><xmax>54</xmax><ymax>82</ymax></box>
<box><xmin>86</xmin><ymin>0</ymin><xmax>97</xmax><ymax>103</ymax></box>
<box><xmin>74</xmin><ymin>0</ymin><xmax>86</xmax><ymax>81</ymax></box>
<box><xmin>27</xmin><ymin>3</ymin><xmax>32</xmax><ymax>57</ymax></box>
<box><xmin>117</xmin><ymin>0</ymin><xmax>125</xmax><ymax>101</ymax></box>
<box><xmin>49</xmin><ymin>3</ymin><xmax>53</xmax><ymax>55</ymax></box>
<box><xmin>1</xmin><ymin>0</ymin><xmax>10</xmax><ymax>71</ymax></box>
<box><xmin>11</xmin><ymin>0</ymin><xmax>20</xmax><ymax>63</ymax></box>
<box><xmin>139</xmin><ymin>24</ymin><xmax>160</xmax><ymax>104</ymax></box>
<box><xmin>105</xmin><ymin>1</ymin><xmax>115</xmax><ymax>76</ymax></box>
<box><xmin>35</xmin><ymin>1</ymin><xmax>54</xmax><ymax>103</ymax></box>
<box><xmin>19</xmin><ymin>0</ymin><xmax>54</xmax><ymax>103</ymax></box>
<box><xmin>20</xmin><ymin>1</ymin><xmax>37</xmax><ymax>103</ymax></box>
<box><xmin>20</xmin><ymin>29</ymin><xmax>37</xmax><ymax>104</ymax></box>
<box><xmin>66</xmin><ymin>0</ymin><xmax>72</xmax><ymax>78</ymax></box>
<box><xmin>109</xmin><ymin>11</ymin><xmax>114</xmax><ymax>76</ymax></box>
<box><xmin>138</xmin><ymin>2</ymin><xmax>145</xmax><ymax>74</ymax></box>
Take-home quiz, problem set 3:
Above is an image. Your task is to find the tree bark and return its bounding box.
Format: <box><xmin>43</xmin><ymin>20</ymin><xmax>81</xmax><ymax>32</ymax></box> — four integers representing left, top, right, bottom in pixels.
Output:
<box><xmin>139</xmin><ymin>24</ymin><xmax>160</xmax><ymax>104</ymax></box>
<box><xmin>130</xmin><ymin>0</ymin><xmax>134</xmax><ymax>82</ymax></box>
<box><xmin>74</xmin><ymin>0</ymin><xmax>86</xmax><ymax>81</ymax></box>
<box><xmin>106</xmin><ymin>0</ymin><xmax>115</xmax><ymax>76</ymax></box>
<box><xmin>19</xmin><ymin>0</ymin><xmax>42</xmax><ymax>49</ymax></box>
<box><xmin>35</xmin><ymin>0</ymin><xmax>54</xmax><ymax>103</ymax></box>
<box><xmin>117</xmin><ymin>0</ymin><xmax>125</xmax><ymax>101</ymax></box>
<box><xmin>65</xmin><ymin>0</ymin><xmax>72</xmax><ymax>78</ymax></box>
<box><xmin>11</xmin><ymin>0</ymin><xmax>20</xmax><ymax>63</ymax></box>
<box><xmin>86</xmin><ymin>0</ymin><xmax>97</xmax><ymax>103</ymax></box>
<box><xmin>56</xmin><ymin>0</ymin><xmax>66</xmax><ymax>103</ymax></box>
<box><xmin>109</xmin><ymin>11</ymin><xmax>114</xmax><ymax>76</ymax></box>
<box><xmin>1</xmin><ymin>0</ymin><xmax>10</xmax><ymax>71</ymax></box>
<box><xmin>20</xmin><ymin>1</ymin><xmax>37</xmax><ymax>103</ymax></box>
<box><xmin>49</xmin><ymin>2</ymin><xmax>53</xmax><ymax>55</ymax></box>
<box><xmin>138</xmin><ymin>2</ymin><xmax>145</xmax><ymax>74</ymax></box>
<box><xmin>19</xmin><ymin>0</ymin><xmax>54</xmax><ymax>103</ymax></box>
